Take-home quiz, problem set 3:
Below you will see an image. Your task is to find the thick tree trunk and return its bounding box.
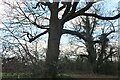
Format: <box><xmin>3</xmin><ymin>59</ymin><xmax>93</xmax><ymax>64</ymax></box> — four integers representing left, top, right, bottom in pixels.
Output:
<box><xmin>45</xmin><ymin>31</ymin><xmax>61</xmax><ymax>78</ymax></box>
<box><xmin>44</xmin><ymin>6</ymin><xmax>62</xmax><ymax>78</ymax></box>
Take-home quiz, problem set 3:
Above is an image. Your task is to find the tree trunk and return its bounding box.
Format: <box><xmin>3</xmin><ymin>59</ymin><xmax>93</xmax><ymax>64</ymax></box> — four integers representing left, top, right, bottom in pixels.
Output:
<box><xmin>86</xmin><ymin>39</ymin><xmax>97</xmax><ymax>73</ymax></box>
<box><xmin>96</xmin><ymin>40</ymin><xmax>107</xmax><ymax>73</ymax></box>
<box><xmin>44</xmin><ymin>6</ymin><xmax>62</xmax><ymax>78</ymax></box>
<box><xmin>87</xmin><ymin>43</ymin><xmax>97</xmax><ymax>73</ymax></box>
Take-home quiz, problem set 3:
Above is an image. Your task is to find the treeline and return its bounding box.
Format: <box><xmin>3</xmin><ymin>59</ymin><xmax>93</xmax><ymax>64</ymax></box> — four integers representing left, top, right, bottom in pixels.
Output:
<box><xmin>58</xmin><ymin>56</ymin><xmax>118</xmax><ymax>75</ymax></box>
<box><xmin>2</xmin><ymin>55</ymin><xmax>118</xmax><ymax>78</ymax></box>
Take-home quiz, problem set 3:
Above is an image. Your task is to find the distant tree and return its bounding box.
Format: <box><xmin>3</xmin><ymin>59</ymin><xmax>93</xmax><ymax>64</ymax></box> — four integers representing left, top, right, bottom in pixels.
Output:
<box><xmin>66</xmin><ymin>15</ymin><xmax>118</xmax><ymax>73</ymax></box>
<box><xmin>0</xmin><ymin>22</ymin><xmax>46</xmax><ymax>76</ymax></box>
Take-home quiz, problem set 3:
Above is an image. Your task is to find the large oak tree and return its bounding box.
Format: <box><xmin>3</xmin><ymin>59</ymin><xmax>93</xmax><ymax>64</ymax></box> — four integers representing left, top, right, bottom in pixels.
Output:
<box><xmin>3</xmin><ymin>0</ymin><xmax>120</xmax><ymax>78</ymax></box>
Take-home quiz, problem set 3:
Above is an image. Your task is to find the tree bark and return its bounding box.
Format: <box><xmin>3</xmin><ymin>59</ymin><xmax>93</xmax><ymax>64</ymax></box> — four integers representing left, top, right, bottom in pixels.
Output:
<box><xmin>85</xmin><ymin>33</ymin><xmax>97</xmax><ymax>73</ymax></box>
<box><xmin>86</xmin><ymin>42</ymin><xmax>97</xmax><ymax>73</ymax></box>
<box><xmin>44</xmin><ymin>5</ymin><xmax>62</xmax><ymax>78</ymax></box>
<box><xmin>45</xmin><ymin>30</ymin><xmax>61</xmax><ymax>78</ymax></box>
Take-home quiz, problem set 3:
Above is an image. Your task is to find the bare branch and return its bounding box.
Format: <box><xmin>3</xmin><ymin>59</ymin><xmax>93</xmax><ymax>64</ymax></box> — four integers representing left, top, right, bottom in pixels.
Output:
<box><xmin>62</xmin><ymin>2</ymin><xmax>72</xmax><ymax>17</ymax></box>
<box><xmin>62</xmin><ymin>29</ymin><xmax>86</xmax><ymax>41</ymax></box>
<box><xmin>61</xmin><ymin>2</ymin><xmax>94</xmax><ymax>23</ymax></box>
<box><xmin>16</xmin><ymin>2</ymin><xmax>49</xmax><ymax>30</ymax></box>
<box><xmin>102</xmin><ymin>47</ymin><xmax>117</xmax><ymax>61</ymax></box>
<box><xmin>58</xmin><ymin>5</ymin><xmax>66</xmax><ymax>12</ymax></box>
<box><xmin>90</xmin><ymin>17</ymin><xmax>97</xmax><ymax>34</ymax></box>
<box><xmin>32</xmin><ymin>22</ymin><xmax>49</xmax><ymax>29</ymax></box>
<box><xmin>2</xmin><ymin>22</ymin><xmax>32</xmax><ymax>60</ymax></box>
<box><xmin>29</xmin><ymin>30</ymin><xmax>48</xmax><ymax>43</ymax></box>
<box><xmin>79</xmin><ymin>2</ymin><xmax>94</xmax><ymax>12</ymax></box>
<box><xmin>33</xmin><ymin>1</ymin><xmax>51</xmax><ymax>9</ymax></box>
<box><xmin>70</xmin><ymin>2</ymin><xmax>79</xmax><ymax>13</ymax></box>
<box><xmin>81</xmin><ymin>13</ymin><xmax>120</xmax><ymax>20</ymax></box>
<box><xmin>62</xmin><ymin>2</ymin><xmax>120</xmax><ymax>23</ymax></box>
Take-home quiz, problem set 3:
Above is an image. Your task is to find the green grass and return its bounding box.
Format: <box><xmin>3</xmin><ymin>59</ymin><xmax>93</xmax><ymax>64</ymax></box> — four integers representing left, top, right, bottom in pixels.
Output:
<box><xmin>2</xmin><ymin>72</ymin><xmax>32</xmax><ymax>78</ymax></box>
<box><xmin>58</xmin><ymin>72</ymin><xmax>118</xmax><ymax>78</ymax></box>
<box><xmin>1</xmin><ymin>72</ymin><xmax>118</xmax><ymax>78</ymax></box>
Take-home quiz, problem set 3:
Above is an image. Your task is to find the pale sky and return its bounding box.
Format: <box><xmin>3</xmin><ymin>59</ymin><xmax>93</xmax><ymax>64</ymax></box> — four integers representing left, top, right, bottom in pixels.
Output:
<box><xmin>0</xmin><ymin>0</ymin><xmax>119</xmax><ymax>59</ymax></box>
<box><xmin>0</xmin><ymin>0</ymin><xmax>119</xmax><ymax>44</ymax></box>
<box><xmin>0</xmin><ymin>0</ymin><xmax>5</xmax><ymax>28</ymax></box>
<box><xmin>0</xmin><ymin>0</ymin><xmax>119</xmax><ymax>39</ymax></box>
<box><xmin>0</xmin><ymin>0</ymin><xmax>119</xmax><ymax>19</ymax></box>
<box><xmin>0</xmin><ymin>0</ymin><xmax>4</xmax><ymax>17</ymax></box>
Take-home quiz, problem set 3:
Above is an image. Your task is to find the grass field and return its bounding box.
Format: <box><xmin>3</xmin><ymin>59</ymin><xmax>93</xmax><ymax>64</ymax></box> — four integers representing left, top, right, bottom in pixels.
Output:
<box><xmin>1</xmin><ymin>72</ymin><xmax>32</xmax><ymax>78</ymax></box>
<box><xmin>1</xmin><ymin>72</ymin><xmax>119</xmax><ymax>80</ymax></box>
<box><xmin>61</xmin><ymin>73</ymin><xmax>118</xmax><ymax>78</ymax></box>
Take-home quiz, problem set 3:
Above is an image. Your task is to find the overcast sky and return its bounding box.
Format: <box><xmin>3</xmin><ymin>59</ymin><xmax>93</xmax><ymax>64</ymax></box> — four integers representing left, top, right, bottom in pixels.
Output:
<box><xmin>0</xmin><ymin>0</ymin><xmax>119</xmax><ymax>39</ymax></box>
<box><xmin>0</xmin><ymin>0</ymin><xmax>119</xmax><ymax>43</ymax></box>
<box><xmin>0</xmin><ymin>0</ymin><xmax>119</xmax><ymax>19</ymax></box>
<box><xmin>0</xmin><ymin>0</ymin><xmax>119</xmax><ymax>56</ymax></box>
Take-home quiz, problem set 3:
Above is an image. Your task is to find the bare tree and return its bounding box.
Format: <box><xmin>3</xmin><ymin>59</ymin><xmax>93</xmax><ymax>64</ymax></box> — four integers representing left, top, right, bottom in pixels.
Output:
<box><xmin>64</xmin><ymin>14</ymin><xmax>118</xmax><ymax>73</ymax></box>
<box><xmin>2</xmin><ymin>0</ymin><xmax>120</xmax><ymax>77</ymax></box>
